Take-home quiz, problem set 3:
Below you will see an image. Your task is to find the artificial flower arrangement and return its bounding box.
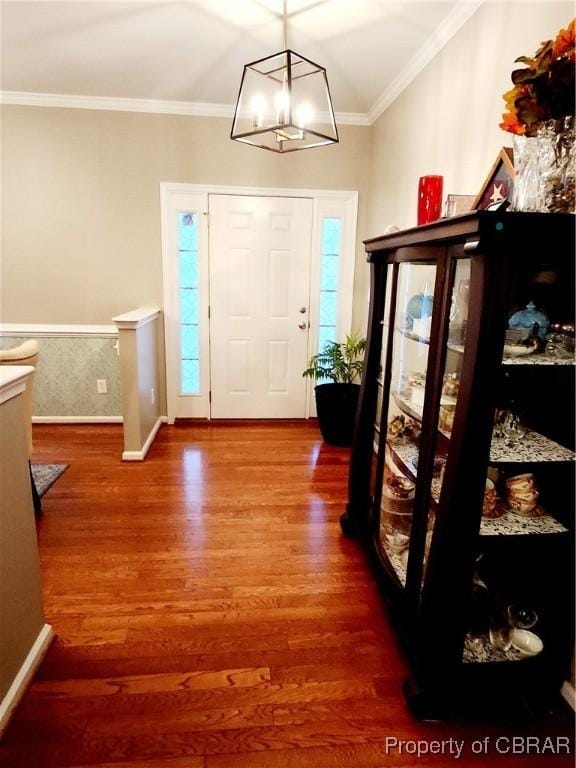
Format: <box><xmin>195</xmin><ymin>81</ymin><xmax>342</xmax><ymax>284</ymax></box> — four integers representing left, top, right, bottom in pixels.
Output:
<box><xmin>500</xmin><ymin>19</ymin><xmax>575</xmax><ymax>135</ymax></box>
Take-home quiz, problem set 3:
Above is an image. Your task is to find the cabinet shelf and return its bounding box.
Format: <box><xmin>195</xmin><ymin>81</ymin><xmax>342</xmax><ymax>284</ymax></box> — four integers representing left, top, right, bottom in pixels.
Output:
<box><xmin>479</xmin><ymin>511</ymin><xmax>568</xmax><ymax>536</ymax></box>
<box><xmin>388</xmin><ymin>437</ymin><xmax>568</xmax><ymax>536</ymax></box>
<box><xmin>392</xmin><ymin>391</ymin><xmax>575</xmax><ymax>463</ymax></box>
<box><xmin>385</xmin><ymin>549</ymin><xmax>407</xmax><ymax>587</ymax></box>
<box><xmin>387</xmin><ymin>439</ymin><xmax>443</xmax><ymax>503</ymax></box>
<box><xmin>395</xmin><ymin>327</ymin><xmax>574</xmax><ymax>367</ymax></box>
<box><xmin>502</xmin><ymin>351</ymin><xmax>575</xmax><ymax>366</ymax></box>
<box><xmin>393</xmin><ymin>392</ymin><xmax>424</xmax><ymax>422</ymax></box>
<box><xmin>395</xmin><ymin>326</ymin><xmax>465</xmax><ymax>355</ymax></box>
<box><xmin>490</xmin><ymin>432</ymin><xmax>575</xmax><ymax>463</ymax></box>
<box><xmin>392</xmin><ymin>393</ymin><xmax>452</xmax><ymax>440</ymax></box>
<box><xmin>462</xmin><ymin>634</ymin><xmax>534</xmax><ymax>664</ymax></box>
<box><xmin>396</xmin><ymin>327</ymin><xmax>429</xmax><ymax>344</ymax></box>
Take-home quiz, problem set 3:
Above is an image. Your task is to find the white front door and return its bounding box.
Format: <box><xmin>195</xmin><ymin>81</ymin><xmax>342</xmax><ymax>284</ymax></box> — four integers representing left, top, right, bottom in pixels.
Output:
<box><xmin>209</xmin><ymin>195</ymin><xmax>313</xmax><ymax>418</ymax></box>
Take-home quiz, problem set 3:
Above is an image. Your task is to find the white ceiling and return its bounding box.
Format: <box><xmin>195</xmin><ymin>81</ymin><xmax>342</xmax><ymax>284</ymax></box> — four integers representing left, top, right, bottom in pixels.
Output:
<box><xmin>0</xmin><ymin>0</ymin><xmax>483</xmax><ymax>123</ymax></box>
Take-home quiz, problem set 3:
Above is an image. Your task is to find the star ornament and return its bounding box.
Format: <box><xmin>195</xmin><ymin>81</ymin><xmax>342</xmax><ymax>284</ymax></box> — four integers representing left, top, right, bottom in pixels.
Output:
<box><xmin>489</xmin><ymin>183</ymin><xmax>505</xmax><ymax>204</ymax></box>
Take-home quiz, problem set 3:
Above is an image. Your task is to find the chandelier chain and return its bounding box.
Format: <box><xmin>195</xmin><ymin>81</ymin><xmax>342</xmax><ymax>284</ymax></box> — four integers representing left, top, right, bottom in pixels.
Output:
<box><xmin>283</xmin><ymin>0</ymin><xmax>288</xmax><ymax>51</ymax></box>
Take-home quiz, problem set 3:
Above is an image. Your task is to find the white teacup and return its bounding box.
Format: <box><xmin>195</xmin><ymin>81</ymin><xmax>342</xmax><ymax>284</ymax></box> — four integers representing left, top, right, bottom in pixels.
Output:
<box><xmin>508</xmin><ymin>498</ymin><xmax>538</xmax><ymax>515</ymax></box>
<box><xmin>506</xmin><ymin>473</ymin><xmax>535</xmax><ymax>491</ymax></box>
<box><xmin>509</xmin><ymin>489</ymin><xmax>539</xmax><ymax>503</ymax></box>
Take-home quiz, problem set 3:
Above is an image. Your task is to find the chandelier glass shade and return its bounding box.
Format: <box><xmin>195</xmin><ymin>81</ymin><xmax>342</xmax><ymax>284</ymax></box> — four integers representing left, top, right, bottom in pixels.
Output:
<box><xmin>230</xmin><ymin>48</ymin><xmax>339</xmax><ymax>153</ymax></box>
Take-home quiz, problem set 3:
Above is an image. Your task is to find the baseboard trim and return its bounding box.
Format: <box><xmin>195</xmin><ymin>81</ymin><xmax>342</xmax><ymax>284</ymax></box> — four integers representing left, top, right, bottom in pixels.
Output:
<box><xmin>561</xmin><ymin>680</ymin><xmax>575</xmax><ymax>711</ymax></box>
<box><xmin>0</xmin><ymin>624</ymin><xmax>55</xmax><ymax>737</ymax></box>
<box><xmin>122</xmin><ymin>416</ymin><xmax>163</xmax><ymax>461</ymax></box>
<box><xmin>33</xmin><ymin>416</ymin><xmax>123</xmax><ymax>424</ymax></box>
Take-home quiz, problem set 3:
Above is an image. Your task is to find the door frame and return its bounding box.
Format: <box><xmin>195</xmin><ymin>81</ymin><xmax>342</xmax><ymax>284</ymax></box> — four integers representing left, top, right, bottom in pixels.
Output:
<box><xmin>160</xmin><ymin>183</ymin><xmax>358</xmax><ymax>423</ymax></box>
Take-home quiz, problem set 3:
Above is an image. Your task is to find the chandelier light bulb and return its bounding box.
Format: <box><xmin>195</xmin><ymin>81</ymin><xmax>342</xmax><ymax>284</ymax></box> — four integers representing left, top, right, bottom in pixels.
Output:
<box><xmin>275</xmin><ymin>88</ymin><xmax>290</xmax><ymax>125</ymax></box>
<box><xmin>251</xmin><ymin>94</ymin><xmax>266</xmax><ymax>128</ymax></box>
<box><xmin>296</xmin><ymin>103</ymin><xmax>313</xmax><ymax>129</ymax></box>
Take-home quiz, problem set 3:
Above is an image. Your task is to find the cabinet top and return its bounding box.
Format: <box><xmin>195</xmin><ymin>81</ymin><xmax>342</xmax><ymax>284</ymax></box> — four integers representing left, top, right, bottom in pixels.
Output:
<box><xmin>364</xmin><ymin>211</ymin><xmax>575</xmax><ymax>256</ymax></box>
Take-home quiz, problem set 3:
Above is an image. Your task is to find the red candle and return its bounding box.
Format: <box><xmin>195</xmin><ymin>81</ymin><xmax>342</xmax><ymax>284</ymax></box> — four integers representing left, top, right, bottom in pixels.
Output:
<box><xmin>418</xmin><ymin>175</ymin><xmax>443</xmax><ymax>225</ymax></box>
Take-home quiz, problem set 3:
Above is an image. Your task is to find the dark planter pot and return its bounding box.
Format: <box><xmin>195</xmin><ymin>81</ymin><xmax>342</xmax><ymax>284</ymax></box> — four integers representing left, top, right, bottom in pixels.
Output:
<box><xmin>314</xmin><ymin>383</ymin><xmax>360</xmax><ymax>446</ymax></box>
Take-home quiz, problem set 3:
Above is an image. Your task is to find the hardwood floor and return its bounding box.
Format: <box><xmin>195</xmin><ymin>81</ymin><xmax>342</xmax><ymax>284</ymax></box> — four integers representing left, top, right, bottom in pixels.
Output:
<box><xmin>0</xmin><ymin>422</ymin><xmax>573</xmax><ymax>767</ymax></box>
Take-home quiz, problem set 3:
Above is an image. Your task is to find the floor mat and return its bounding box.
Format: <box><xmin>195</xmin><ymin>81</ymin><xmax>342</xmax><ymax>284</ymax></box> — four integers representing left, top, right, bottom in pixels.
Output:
<box><xmin>31</xmin><ymin>463</ymin><xmax>69</xmax><ymax>497</ymax></box>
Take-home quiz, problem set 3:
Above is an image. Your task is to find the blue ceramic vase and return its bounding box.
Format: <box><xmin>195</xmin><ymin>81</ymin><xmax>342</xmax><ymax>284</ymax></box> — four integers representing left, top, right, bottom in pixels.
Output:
<box><xmin>406</xmin><ymin>293</ymin><xmax>434</xmax><ymax>329</ymax></box>
<box><xmin>508</xmin><ymin>301</ymin><xmax>550</xmax><ymax>340</ymax></box>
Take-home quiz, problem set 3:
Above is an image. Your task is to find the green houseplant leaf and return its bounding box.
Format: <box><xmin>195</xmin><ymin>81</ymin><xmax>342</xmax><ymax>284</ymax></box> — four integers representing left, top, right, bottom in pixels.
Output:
<box><xmin>302</xmin><ymin>333</ymin><xmax>367</xmax><ymax>384</ymax></box>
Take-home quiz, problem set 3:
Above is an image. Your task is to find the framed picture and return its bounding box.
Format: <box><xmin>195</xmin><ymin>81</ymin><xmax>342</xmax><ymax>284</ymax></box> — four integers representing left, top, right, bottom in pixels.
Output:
<box><xmin>444</xmin><ymin>194</ymin><xmax>476</xmax><ymax>217</ymax></box>
<box><xmin>472</xmin><ymin>147</ymin><xmax>515</xmax><ymax>210</ymax></box>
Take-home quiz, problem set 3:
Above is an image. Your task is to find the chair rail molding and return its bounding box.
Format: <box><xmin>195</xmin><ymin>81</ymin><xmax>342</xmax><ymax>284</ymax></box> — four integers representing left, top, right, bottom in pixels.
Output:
<box><xmin>0</xmin><ymin>323</ymin><xmax>117</xmax><ymax>338</ymax></box>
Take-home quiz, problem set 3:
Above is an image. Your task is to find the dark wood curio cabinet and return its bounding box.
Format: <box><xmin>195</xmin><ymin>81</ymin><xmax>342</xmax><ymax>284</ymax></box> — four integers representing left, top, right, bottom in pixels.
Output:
<box><xmin>342</xmin><ymin>211</ymin><xmax>575</xmax><ymax>718</ymax></box>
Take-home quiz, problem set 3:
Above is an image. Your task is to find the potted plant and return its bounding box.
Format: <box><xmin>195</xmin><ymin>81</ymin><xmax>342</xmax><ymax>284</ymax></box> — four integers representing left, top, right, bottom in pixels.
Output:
<box><xmin>303</xmin><ymin>333</ymin><xmax>366</xmax><ymax>446</ymax></box>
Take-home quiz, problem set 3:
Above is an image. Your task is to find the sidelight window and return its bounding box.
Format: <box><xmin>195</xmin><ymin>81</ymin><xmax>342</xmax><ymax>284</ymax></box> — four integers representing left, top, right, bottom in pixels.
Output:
<box><xmin>178</xmin><ymin>212</ymin><xmax>200</xmax><ymax>394</ymax></box>
<box><xmin>318</xmin><ymin>217</ymin><xmax>342</xmax><ymax>352</ymax></box>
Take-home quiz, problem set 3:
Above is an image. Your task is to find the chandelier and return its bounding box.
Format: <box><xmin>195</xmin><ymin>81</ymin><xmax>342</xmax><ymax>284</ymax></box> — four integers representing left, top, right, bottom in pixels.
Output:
<box><xmin>230</xmin><ymin>1</ymin><xmax>338</xmax><ymax>153</ymax></box>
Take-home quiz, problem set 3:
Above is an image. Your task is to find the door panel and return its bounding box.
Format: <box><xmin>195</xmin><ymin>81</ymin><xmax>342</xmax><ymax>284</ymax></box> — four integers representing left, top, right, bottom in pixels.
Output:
<box><xmin>209</xmin><ymin>195</ymin><xmax>313</xmax><ymax>418</ymax></box>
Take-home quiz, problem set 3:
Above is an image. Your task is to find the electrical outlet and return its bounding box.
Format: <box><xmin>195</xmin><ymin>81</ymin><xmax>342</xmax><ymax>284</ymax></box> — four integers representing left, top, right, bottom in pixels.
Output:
<box><xmin>96</xmin><ymin>379</ymin><xmax>108</xmax><ymax>394</ymax></box>
<box><xmin>150</xmin><ymin>387</ymin><xmax>155</xmax><ymax>405</ymax></box>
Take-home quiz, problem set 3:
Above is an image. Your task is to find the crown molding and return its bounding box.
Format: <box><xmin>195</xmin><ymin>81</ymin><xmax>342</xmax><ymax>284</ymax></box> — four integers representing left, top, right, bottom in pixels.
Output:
<box><xmin>336</xmin><ymin>112</ymin><xmax>370</xmax><ymax>126</ymax></box>
<box><xmin>367</xmin><ymin>0</ymin><xmax>484</xmax><ymax>125</ymax></box>
<box><xmin>0</xmin><ymin>90</ymin><xmax>370</xmax><ymax>126</ymax></box>
<box><xmin>0</xmin><ymin>91</ymin><xmax>236</xmax><ymax>118</ymax></box>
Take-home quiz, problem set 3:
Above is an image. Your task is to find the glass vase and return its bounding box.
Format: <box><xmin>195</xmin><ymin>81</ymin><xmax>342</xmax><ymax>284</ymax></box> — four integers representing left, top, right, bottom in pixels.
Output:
<box><xmin>539</xmin><ymin>116</ymin><xmax>575</xmax><ymax>213</ymax></box>
<box><xmin>417</xmin><ymin>175</ymin><xmax>443</xmax><ymax>224</ymax></box>
<box><xmin>511</xmin><ymin>116</ymin><xmax>575</xmax><ymax>213</ymax></box>
<box><xmin>510</xmin><ymin>134</ymin><xmax>542</xmax><ymax>211</ymax></box>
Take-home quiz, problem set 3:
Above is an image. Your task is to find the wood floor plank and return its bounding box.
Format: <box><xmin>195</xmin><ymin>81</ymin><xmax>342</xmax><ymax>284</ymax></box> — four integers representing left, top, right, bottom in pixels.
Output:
<box><xmin>206</xmin><ymin>748</ymin><xmax>575</xmax><ymax>768</ymax></box>
<box><xmin>36</xmin><ymin>644</ymin><xmax>388</xmax><ymax>682</ymax></box>
<box><xmin>84</xmin><ymin>704</ymin><xmax>276</xmax><ymax>737</ymax></box>
<box><xmin>79</xmin><ymin>603</ymin><xmax>373</xmax><ymax>632</ymax></box>
<box><xmin>67</xmin><ymin>760</ymin><xmax>205</xmax><ymax>768</ymax></box>
<box><xmin>17</xmin><ymin>678</ymin><xmax>382</xmax><ymax>720</ymax></box>
<box><xmin>31</xmin><ymin>667</ymin><xmax>271</xmax><ymax>698</ymax></box>
<box><xmin>1</xmin><ymin>422</ymin><xmax>572</xmax><ymax>768</ymax></box>
<box><xmin>7</xmin><ymin>718</ymin><xmax>574</xmax><ymax>766</ymax></box>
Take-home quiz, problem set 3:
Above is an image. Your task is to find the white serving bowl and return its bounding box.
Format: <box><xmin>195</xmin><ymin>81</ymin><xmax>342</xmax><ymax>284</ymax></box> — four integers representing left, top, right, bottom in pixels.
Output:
<box><xmin>510</xmin><ymin>629</ymin><xmax>543</xmax><ymax>657</ymax></box>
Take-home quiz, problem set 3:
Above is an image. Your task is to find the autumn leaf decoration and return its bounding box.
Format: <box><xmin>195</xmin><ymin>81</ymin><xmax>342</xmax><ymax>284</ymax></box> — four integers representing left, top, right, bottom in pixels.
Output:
<box><xmin>500</xmin><ymin>19</ymin><xmax>575</xmax><ymax>135</ymax></box>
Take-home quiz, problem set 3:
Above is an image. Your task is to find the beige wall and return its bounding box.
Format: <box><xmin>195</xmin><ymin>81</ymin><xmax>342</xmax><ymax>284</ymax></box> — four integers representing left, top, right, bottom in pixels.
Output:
<box><xmin>366</xmin><ymin>1</ymin><xmax>573</xmax><ymax>235</ymax></box>
<box><xmin>0</xmin><ymin>382</ymin><xmax>46</xmax><ymax>704</ymax></box>
<box><xmin>0</xmin><ymin>108</ymin><xmax>372</xmax><ymax>333</ymax></box>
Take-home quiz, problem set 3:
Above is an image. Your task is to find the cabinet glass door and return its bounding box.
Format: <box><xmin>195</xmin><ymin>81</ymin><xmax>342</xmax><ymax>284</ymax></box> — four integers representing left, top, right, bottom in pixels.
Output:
<box><xmin>420</xmin><ymin>258</ymin><xmax>471</xmax><ymax>590</ymax></box>
<box><xmin>378</xmin><ymin>262</ymin><xmax>437</xmax><ymax>585</ymax></box>
<box><xmin>372</xmin><ymin>265</ymin><xmax>394</xmax><ymax>501</ymax></box>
